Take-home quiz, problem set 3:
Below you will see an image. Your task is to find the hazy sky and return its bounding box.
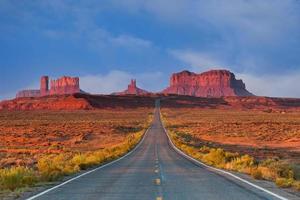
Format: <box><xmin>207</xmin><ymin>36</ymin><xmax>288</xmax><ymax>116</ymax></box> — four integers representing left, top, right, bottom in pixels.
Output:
<box><xmin>1</xmin><ymin>0</ymin><xmax>300</xmax><ymax>100</ymax></box>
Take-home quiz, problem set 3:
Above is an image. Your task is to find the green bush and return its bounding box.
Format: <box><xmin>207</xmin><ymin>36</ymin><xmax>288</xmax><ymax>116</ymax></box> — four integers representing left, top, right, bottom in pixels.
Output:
<box><xmin>0</xmin><ymin>166</ymin><xmax>37</xmax><ymax>191</ymax></box>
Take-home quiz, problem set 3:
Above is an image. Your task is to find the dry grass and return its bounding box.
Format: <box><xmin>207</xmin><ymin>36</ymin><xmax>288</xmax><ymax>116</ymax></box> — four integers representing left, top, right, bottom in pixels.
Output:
<box><xmin>161</xmin><ymin>108</ymin><xmax>300</xmax><ymax>191</ymax></box>
<box><xmin>0</xmin><ymin>166</ymin><xmax>37</xmax><ymax>191</ymax></box>
<box><xmin>37</xmin><ymin>130</ymin><xmax>144</xmax><ymax>182</ymax></box>
<box><xmin>0</xmin><ymin>108</ymin><xmax>152</xmax><ymax>193</ymax></box>
<box><xmin>161</xmin><ymin>108</ymin><xmax>300</xmax><ymax>151</ymax></box>
<box><xmin>0</xmin><ymin>109</ymin><xmax>152</xmax><ymax>168</ymax></box>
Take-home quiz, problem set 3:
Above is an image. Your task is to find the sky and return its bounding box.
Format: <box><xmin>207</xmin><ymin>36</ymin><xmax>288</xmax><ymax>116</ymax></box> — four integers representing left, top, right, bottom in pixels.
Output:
<box><xmin>1</xmin><ymin>0</ymin><xmax>300</xmax><ymax>100</ymax></box>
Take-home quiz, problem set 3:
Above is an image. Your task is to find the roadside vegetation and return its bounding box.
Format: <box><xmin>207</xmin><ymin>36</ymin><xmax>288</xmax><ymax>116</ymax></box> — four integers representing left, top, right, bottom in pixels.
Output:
<box><xmin>0</xmin><ymin>109</ymin><xmax>152</xmax><ymax>196</ymax></box>
<box><xmin>0</xmin><ymin>131</ymin><xmax>145</xmax><ymax>192</ymax></box>
<box><xmin>161</xmin><ymin>109</ymin><xmax>300</xmax><ymax>191</ymax></box>
<box><xmin>37</xmin><ymin>131</ymin><xmax>144</xmax><ymax>182</ymax></box>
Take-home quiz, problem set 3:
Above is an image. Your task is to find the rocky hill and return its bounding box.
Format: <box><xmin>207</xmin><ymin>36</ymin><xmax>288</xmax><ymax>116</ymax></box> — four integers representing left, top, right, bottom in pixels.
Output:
<box><xmin>0</xmin><ymin>94</ymin><xmax>156</xmax><ymax>110</ymax></box>
<box><xmin>162</xmin><ymin>70</ymin><xmax>253</xmax><ymax>97</ymax></box>
<box><xmin>1</xmin><ymin>93</ymin><xmax>300</xmax><ymax>111</ymax></box>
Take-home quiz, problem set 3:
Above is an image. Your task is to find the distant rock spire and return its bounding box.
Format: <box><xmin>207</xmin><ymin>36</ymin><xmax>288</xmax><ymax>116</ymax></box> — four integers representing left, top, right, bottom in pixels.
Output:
<box><xmin>114</xmin><ymin>79</ymin><xmax>150</xmax><ymax>95</ymax></box>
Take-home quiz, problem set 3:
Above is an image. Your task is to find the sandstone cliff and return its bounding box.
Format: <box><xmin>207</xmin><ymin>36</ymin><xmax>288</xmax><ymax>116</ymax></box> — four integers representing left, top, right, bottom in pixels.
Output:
<box><xmin>50</xmin><ymin>76</ymin><xmax>80</xmax><ymax>95</ymax></box>
<box><xmin>162</xmin><ymin>70</ymin><xmax>253</xmax><ymax>97</ymax></box>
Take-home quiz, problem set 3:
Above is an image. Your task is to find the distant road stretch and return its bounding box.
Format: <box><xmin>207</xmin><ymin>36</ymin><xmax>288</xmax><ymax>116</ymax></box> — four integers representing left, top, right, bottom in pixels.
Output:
<box><xmin>26</xmin><ymin>101</ymin><xmax>298</xmax><ymax>200</ymax></box>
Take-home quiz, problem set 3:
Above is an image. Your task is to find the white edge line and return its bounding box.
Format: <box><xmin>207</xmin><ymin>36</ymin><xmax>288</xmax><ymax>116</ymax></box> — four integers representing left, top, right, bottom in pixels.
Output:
<box><xmin>159</xmin><ymin>108</ymin><xmax>289</xmax><ymax>200</ymax></box>
<box><xmin>26</xmin><ymin>127</ymin><xmax>151</xmax><ymax>200</ymax></box>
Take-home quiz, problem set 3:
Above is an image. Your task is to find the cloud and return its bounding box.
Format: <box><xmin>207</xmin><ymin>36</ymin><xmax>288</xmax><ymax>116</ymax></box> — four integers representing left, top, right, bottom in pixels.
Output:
<box><xmin>80</xmin><ymin>71</ymin><xmax>131</xmax><ymax>94</ymax></box>
<box><xmin>36</xmin><ymin>1</ymin><xmax>154</xmax><ymax>52</ymax></box>
<box><xmin>169</xmin><ymin>49</ymin><xmax>227</xmax><ymax>72</ymax></box>
<box><xmin>43</xmin><ymin>26</ymin><xmax>153</xmax><ymax>51</ymax></box>
<box><xmin>39</xmin><ymin>0</ymin><xmax>300</xmax><ymax>47</ymax></box>
<box><xmin>238</xmin><ymin>72</ymin><xmax>300</xmax><ymax>98</ymax></box>
<box><xmin>111</xmin><ymin>34</ymin><xmax>152</xmax><ymax>48</ymax></box>
<box><xmin>194</xmin><ymin>1</ymin><xmax>300</xmax><ymax>44</ymax></box>
<box><xmin>87</xmin><ymin>28</ymin><xmax>153</xmax><ymax>51</ymax></box>
<box><xmin>1</xmin><ymin>0</ymin><xmax>300</xmax><ymax>98</ymax></box>
<box><xmin>80</xmin><ymin>70</ymin><xmax>165</xmax><ymax>94</ymax></box>
<box><xmin>113</xmin><ymin>0</ymin><xmax>300</xmax><ymax>44</ymax></box>
<box><xmin>112</xmin><ymin>0</ymin><xmax>300</xmax><ymax>73</ymax></box>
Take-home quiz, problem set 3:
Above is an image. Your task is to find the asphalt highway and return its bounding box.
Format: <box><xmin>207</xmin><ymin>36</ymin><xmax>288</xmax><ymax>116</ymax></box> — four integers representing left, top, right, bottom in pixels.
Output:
<box><xmin>26</xmin><ymin>103</ymin><xmax>299</xmax><ymax>200</ymax></box>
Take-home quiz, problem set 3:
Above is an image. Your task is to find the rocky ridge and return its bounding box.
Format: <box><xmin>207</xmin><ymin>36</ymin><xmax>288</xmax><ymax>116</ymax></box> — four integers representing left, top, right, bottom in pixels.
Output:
<box><xmin>1</xmin><ymin>93</ymin><xmax>300</xmax><ymax>111</ymax></box>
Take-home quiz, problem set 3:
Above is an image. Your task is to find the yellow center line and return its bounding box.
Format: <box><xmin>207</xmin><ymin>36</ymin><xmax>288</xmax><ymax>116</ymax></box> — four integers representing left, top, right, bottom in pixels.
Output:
<box><xmin>156</xmin><ymin>197</ymin><xmax>163</xmax><ymax>200</ymax></box>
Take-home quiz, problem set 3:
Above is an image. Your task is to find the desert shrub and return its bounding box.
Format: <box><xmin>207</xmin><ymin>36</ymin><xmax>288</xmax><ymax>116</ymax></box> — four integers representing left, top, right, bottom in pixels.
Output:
<box><xmin>115</xmin><ymin>125</ymin><xmax>143</xmax><ymax>133</ymax></box>
<box><xmin>0</xmin><ymin>109</ymin><xmax>151</xmax><ymax>194</ymax></box>
<box><xmin>37</xmin><ymin>154</ymin><xmax>79</xmax><ymax>181</ymax></box>
<box><xmin>71</xmin><ymin>151</ymin><xmax>107</xmax><ymax>170</ymax></box>
<box><xmin>250</xmin><ymin>168</ymin><xmax>263</xmax><ymax>180</ymax></box>
<box><xmin>275</xmin><ymin>178</ymin><xmax>293</xmax><ymax>188</ymax></box>
<box><xmin>254</xmin><ymin>166</ymin><xmax>274</xmax><ymax>180</ymax></box>
<box><xmin>292</xmin><ymin>181</ymin><xmax>300</xmax><ymax>191</ymax></box>
<box><xmin>291</xmin><ymin>165</ymin><xmax>300</xmax><ymax>180</ymax></box>
<box><xmin>37</xmin><ymin>131</ymin><xmax>144</xmax><ymax>182</ymax></box>
<box><xmin>260</xmin><ymin>159</ymin><xmax>294</xmax><ymax>180</ymax></box>
<box><xmin>183</xmin><ymin>145</ymin><xmax>197</xmax><ymax>156</ymax></box>
<box><xmin>0</xmin><ymin>166</ymin><xmax>37</xmax><ymax>191</ymax></box>
<box><xmin>176</xmin><ymin>131</ymin><xmax>193</xmax><ymax>143</ymax></box>
<box><xmin>203</xmin><ymin>148</ymin><xmax>226</xmax><ymax>167</ymax></box>
<box><xmin>224</xmin><ymin>152</ymin><xmax>239</xmax><ymax>162</ymax></box>
<box><xmin>226</xmin><ymin>154</ymin><xmax>255</xmax><ymax>172</ymax></box>
<box><xmin>71</xmin><ymin>154</ymin><xmax>90</xmax><ymax>170</ymax></box>
<box><xmin>199</xmin><ymin>146</ymin><xmax>211</xmax><ymax>154</ymax></box>
<box><xmin>71</xmin><ymin>154</ymin><xmax>87</xmax><ymax>169</ymax></box>
<box><xmin>162</xmin><ymin>114</ymin><xmax>300</xmax><ymax>191</ymax></box>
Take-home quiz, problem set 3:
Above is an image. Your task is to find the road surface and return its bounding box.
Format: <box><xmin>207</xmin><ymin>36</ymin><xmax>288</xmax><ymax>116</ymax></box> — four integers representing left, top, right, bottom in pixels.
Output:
<box><xmin>26</xmin><ymin>103</ymin><xmax>298</xmax><ymax>200</ymax></box>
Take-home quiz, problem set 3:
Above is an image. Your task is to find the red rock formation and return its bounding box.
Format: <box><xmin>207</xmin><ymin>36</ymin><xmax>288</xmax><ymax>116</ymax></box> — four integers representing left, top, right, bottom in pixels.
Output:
<box><xmin>40</xmin><ymin>76</ymin><xmax>49</xmax><ymax>96</ymax></box>
<box><xmin>114</xmin><ymin>79</ymin><xmax>150</xmax><ymax>95</ymax></box>
<box><xmin>162</xmin><ymin>70</ymin><xmax>253</xmax><ymax>97</ymax></box>
<box><xmin>16</xmin><ymin>90</ymin><xmax>40</xmax><ymax>98</ymax></box>
<box><xmin>50</xmin><ymin>76</ymin><xmax>80</xmax><ymax>95</ymax></box>
<box><xmin>16</xmin><ymin>76</ymin><xmax>81</xmax><ymax>98</ymax></box>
